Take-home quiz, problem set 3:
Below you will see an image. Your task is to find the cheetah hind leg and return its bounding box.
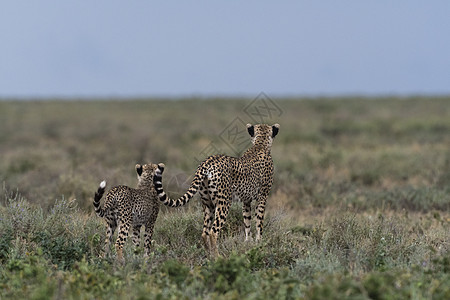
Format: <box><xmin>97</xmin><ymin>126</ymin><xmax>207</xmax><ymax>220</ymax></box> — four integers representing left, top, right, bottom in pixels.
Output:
<box><xmin>201</xmin><ymin>217</ymin><xmax>213</xmax><ymax>255</ymax></box>
<box><xmin>209</xmin><ymin>232</ymin><xmax>220</xmax><ymax>258</ymax></box>
<box><xmin>200</xmin><ymin>190</ymin><xmax>214</xmax><ymax>257</ymax></box>
<box><xmin>104</xmin><ymin>217</ymin><xmax>117</xmax><ymax>258</ymax></box>
<box><xmin>115</xmin><ymin>221</ymin><xmax>130</xmax><ymax>264</ymax></box>
<box><xmin>143</xmin><ymin>223</ymin><xmax>155</xmax><ymax>257</ymax></box>
<box><xmin>201</xmin><ymin>232</ymin><xmax>212</xmax><ymax>256</ymax></box>
<box><xmin>242</xmin><ymin>201</ymin><xmax>253</xmax><ymax>241</ymax></box>
<box><xmin>209</xmin><ymin>195</ymin><xmax>232</xmax><ymax>258</ymax></box>
<box><xmin>255</xmin><ymin>196</ymin><xmax>268</xmax><ymax>242</ymax></box>
<box><xmin>132</xmin><ymin>225</ymin><xmax>142</xmax><ymax>254</ymax></box>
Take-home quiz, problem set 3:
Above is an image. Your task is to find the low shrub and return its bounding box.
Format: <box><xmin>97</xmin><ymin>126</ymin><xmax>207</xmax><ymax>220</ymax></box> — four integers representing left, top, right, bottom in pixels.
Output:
<box><xmin>0</xmin><ymin>188</ymin><xmax>99</xmax><ymax>269</ymax></box>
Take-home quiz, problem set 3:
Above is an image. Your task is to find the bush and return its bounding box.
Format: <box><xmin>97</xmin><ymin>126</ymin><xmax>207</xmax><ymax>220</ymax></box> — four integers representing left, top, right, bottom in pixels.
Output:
<box><xmin>0</xmin><ymin>188</ymin><xmax>98</xmax><ymax>269</ymax></box>
<box><xmin>159</xmin><ymin>259</ymin><xmax>190</xmax><ymax>287</ymax></box>
<box><xmin>0</xmin><ymin>228</ymin><xmax>13</xmax><ymax>262</ymax></box>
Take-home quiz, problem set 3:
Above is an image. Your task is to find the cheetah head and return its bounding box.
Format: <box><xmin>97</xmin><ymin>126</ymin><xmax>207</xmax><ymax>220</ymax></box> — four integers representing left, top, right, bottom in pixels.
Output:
<box><xmin>247</xmin><ymin>123</ymin><xmax>280</xmax><ymax>147</ymax></box>
<box><xmin>135</xmin><ymin>162</ymin><xmax>165</xmax><ymax>187</ymax></box>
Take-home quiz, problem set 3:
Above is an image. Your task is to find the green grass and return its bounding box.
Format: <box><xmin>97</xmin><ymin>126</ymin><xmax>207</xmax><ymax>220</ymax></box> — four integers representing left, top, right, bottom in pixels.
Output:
<box><xmin>0</xmin><ymin>97</ymin><xmax>449</xmax><ymax>299</ymax></box>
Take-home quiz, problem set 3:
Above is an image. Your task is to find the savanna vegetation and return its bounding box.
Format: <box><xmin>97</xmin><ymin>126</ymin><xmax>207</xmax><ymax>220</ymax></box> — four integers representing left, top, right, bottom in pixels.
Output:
<box><xmin>0</xmin><ymin>97</ymin><xmax>449</xmax><ymax>299</ymax></box>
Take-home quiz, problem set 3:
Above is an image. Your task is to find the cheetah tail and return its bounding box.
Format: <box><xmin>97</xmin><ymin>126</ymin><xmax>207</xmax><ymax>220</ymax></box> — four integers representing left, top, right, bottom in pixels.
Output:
<box><xmin>153</xmin><ymin>164</ymin><xmax>201</xmax><ymax>207</ymax></box>
<box><xmin>93</xmin><ymin>180</ymin><xmax>107</xmax><ymax>217</ymax></box>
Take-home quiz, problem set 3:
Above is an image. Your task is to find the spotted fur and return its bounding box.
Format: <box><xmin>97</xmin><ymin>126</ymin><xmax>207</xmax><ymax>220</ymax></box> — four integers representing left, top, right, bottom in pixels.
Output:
<box><xmin>93</xmin><ymin>162</ymin><xmax>164</xmax><ymax>261</ymax></box>
<box><xmin>153</xmin><ymin>123</ymin><xmax>280</xmax><ymax>257</ymax></box>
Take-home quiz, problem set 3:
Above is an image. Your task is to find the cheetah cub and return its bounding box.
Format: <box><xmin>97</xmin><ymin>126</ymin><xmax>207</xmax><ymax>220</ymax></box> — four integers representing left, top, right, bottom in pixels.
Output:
<box><xmin>93</xmin><ymin>162</ymin><xmax>164</xmax><ymax>261</ymax></box>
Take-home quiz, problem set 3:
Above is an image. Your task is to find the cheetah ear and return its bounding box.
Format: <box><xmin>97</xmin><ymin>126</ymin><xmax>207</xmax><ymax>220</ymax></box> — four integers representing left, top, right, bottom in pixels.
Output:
<box><xmin>272</xmin><ymin>124</ymin><xmax>280</xmax><ymax>138</ymax></box>
<box><xmin>136</xmin><ymin>164</ymin><xmax>143</xmax><ymax>176</ymax></box>
<box><xmin>247</xmin><ymin>124</ymin><xmax>255</xmax><ymax>137</ymax></box>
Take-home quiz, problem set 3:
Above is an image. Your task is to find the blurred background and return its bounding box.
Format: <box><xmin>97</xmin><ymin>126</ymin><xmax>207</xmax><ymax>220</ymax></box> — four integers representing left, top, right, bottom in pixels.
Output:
<box><xmin>1</xmin><ymin>1</ymin><xmax>449</xmax><ymax>98</ymax></box>
<box><xmin>0</xmin><ymin>2</ymin><xmax>449</xmax><ymax>213</ymax></box>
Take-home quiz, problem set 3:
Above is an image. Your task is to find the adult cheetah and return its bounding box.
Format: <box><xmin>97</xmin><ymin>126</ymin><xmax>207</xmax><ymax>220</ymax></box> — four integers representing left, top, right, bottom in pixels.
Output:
<box><xmin>153</xmin><ymin>123</ymin><xmax>280</xmax><ymax>257</ymax></box>
<box><xmin>93</xmin><ymin>162</ymin><xmax>164</xmax><ymax>261</ymax></box>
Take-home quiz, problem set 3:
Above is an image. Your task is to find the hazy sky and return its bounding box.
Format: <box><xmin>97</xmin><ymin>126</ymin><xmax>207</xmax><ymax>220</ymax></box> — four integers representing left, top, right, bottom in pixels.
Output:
<box><xmin>1</xmin><ymin>1</ymin><xmax>449</xmax><ymax>98</ymax></box>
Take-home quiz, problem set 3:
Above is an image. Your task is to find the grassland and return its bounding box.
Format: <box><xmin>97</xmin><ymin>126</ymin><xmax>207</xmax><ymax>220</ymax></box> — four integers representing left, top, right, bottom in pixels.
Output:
<box><xmin>0</xmin><ymin>97</ymin><xmax>449</xmax><ymax>299</ymax></box>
